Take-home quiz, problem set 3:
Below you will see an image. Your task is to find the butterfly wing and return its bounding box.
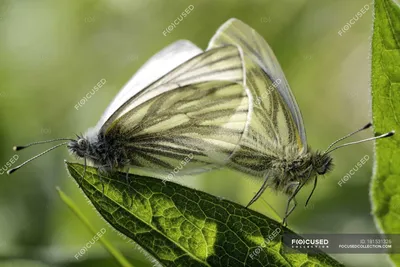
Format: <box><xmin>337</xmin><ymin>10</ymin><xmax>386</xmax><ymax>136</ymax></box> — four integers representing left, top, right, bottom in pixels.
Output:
<box><xmin>207</xmin><ymin>18</ymin><xmax>307</xmax><ymax>176</ymax></box>
<box><xmin>101</xmin><ymin>45</ymin><xmax>248</xmax><ymax>132</ymax></box>
<box><xmin>101</xmin><ymin>45</ymin><xmax>251</xmax><ymax>176</ymax></box>
<box><xmin>105</xmin><ymin>81</ymin><xmax>249</xmax><ymax>176</ymax></box>
<box><xmin>96</xmin><ymin>40</ymin><xmax>203</xmax><ymax>130</ymax></box>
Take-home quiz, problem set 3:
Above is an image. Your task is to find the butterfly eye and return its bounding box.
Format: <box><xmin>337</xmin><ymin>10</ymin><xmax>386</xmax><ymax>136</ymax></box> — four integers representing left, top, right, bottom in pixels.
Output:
<box><xmin>316</xmin><ymin>157</ymin><xmax>333</xmax><ymax>175</ymax></box>
<box><xmin>77</xmin><ymin>139</ymin><xmax>87</xmax><ymax>149</ymax></box>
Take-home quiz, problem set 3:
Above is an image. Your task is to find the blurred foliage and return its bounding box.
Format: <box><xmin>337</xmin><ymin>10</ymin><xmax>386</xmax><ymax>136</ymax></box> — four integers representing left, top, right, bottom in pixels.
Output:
<box><xmin>371</xmin><ymin>0</ymin><xmax>400</xmax><ymax>266</ymax></box>
<box><xmin>0</xmin><ymin>0</ymin><xmax>392</xmax><ymax>266</ymax></box>
<box><xmin>56</xmin><ymin>187</ymin><xmax>133</xmax><ymax>267</ymax></box>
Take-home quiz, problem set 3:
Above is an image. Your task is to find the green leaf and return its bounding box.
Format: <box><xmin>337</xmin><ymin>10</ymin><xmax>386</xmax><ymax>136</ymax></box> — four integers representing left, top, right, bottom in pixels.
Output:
<box><xmin>66</xmin><ymin>162</ymin><xmax>343</xmax><ymax>267</ymax></box>
<box><xmin>371</xmin><ymin>0</ymin><xmax>400</xmax><ymax>265</ymax></box>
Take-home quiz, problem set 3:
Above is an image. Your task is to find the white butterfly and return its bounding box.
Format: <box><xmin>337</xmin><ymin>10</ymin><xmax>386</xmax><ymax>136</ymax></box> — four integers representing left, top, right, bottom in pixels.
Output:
<box><xmin>208</xmin><ymin>18</ymin><xmax>394</xmax><ymax>225</ymax></box>
<box><xmin>9</xmin><ymin>40</ymin><xmax>253</xmax><ymax>181</ymax></box>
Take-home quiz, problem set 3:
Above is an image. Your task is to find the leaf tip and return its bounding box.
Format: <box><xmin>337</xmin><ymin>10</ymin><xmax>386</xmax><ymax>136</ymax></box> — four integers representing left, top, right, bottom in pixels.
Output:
<box><xmin>56</xmin><ymin>186</ymin><xmax>67</xmax><ymax>200</ymax></box>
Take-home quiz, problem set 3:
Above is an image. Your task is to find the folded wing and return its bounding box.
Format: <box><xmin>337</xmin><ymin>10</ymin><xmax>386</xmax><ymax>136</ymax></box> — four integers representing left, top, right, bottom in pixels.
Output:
<box><xmin>102</xmin><ymin>45</ymin><xmax>251</xmax><ymax>177</ymax></box>
<box><xmin>208</xmin><ymin>18</ymin><xmax>307</xmax><ymax>177</ymax></box>
<box><xmin>97</xmin><ymin>40</ymin><xmax>203</xmax><ymax>130</ymax></box>
<box><xmin>106</xmin><ymin>81</ymin><xmax>249</xmax><ymax>176</ymax></box>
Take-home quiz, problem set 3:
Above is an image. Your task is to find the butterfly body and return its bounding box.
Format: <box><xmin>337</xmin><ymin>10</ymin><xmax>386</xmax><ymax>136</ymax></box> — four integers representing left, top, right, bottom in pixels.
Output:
<box><xmin>267</xmin><ymin>148</ymin><xmax>333</xmax><ymax>194</ymax></box>
<box><xmin>68</xmin><ymin>133</ymin><xmax>131</xmax><ymax>172</ymax></box>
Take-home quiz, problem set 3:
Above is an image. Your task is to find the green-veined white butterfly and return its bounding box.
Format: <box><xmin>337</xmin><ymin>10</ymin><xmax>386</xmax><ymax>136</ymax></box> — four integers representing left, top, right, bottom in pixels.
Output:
<box><xmin>8</xmin><ymin>42</ymin><xmax>253</xmax><ymax>181</ymax></box>
<box><xmin>208</xmin><ymin>18</ymin><xmax>394</xmax><ymax>225</ymax></box>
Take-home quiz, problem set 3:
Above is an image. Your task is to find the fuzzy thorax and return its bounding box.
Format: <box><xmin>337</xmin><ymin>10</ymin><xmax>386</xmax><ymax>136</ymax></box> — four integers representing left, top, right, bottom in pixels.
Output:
<box><xmin>67</xmin><ymin>134</ymin><xmax>130</xmax><ymax>172</ymax></box>
<box><xmin>268</xmin><ymin>145</ymin><xmax>333</xmax><ymax>195</ymax></box>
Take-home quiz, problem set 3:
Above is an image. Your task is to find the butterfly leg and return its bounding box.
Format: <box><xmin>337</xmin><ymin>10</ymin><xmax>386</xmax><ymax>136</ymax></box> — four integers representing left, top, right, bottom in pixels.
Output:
<box><xmin>305</xmin><ymin>177</ymin><xmax>317</xmax><ymax>207</ymax></box>
<box><xmin>246</xmin><ymin>171</ymin><xmax>270</xmax><ymax>208</ymax></box>
<box><xmin>282</xmin><ymin>168</ymin><xmax>315</xmax><ymax>225</ymax></box>
<box><xmin>283</xmin><ymin>196</ymin><xmax>298</xmax><ymax>227</ymax></box>
<box><xmin>282</xmin><ymin>181</ymin><xmax>300</xmax><ymax>226</ymax></box>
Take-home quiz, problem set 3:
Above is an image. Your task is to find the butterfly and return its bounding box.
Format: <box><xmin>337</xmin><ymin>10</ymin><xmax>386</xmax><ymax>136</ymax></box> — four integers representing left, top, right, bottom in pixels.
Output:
<box><xmin>8</xmin><ymin>41</ymin><xmax>252</xmax><ymax>183</ymax></box>
<box><xmin>207</xmin><ymin>18</ymin><xmax>394</xmax><ymax>225</ymax></box>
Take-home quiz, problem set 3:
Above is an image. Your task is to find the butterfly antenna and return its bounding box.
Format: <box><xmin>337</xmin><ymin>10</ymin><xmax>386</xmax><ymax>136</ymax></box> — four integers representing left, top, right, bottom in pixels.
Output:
<box><xmin>324</xmin><ymin>123</ymin><xmax>372</xmax><ymax>153</ymax></box>
<box><xmin>7</xmin><ymin>142</ymin><xmax>69</xmax><ymax>174</ymax></box>
<box><xmin>325</xmin><ymin>130</ymin><xmax>394</xmax><ymax>154</ymax></box>
<box><xmin>13</xmin><ymin>138</ymin><xmax>75</xmax><ymax>151</ymax></box>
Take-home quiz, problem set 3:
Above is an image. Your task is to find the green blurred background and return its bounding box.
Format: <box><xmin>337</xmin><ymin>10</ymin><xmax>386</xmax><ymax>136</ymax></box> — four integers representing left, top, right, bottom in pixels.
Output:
<box><xmin>0</xmin><ymin>0</ymin><xmax>388</xmax><ymax>266</ymax></box>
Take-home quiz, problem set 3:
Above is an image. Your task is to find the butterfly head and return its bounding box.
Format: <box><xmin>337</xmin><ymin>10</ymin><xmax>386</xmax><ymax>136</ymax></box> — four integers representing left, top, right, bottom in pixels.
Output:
<box><xmin>68</xmin><ymin>136</ymin><xmax>89</xmax><ymax>158</ymax></box>
<box><xmin>312</xmin><ymin>151</ymin><xmax>333</xmax><ymax>175</ymax></box>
